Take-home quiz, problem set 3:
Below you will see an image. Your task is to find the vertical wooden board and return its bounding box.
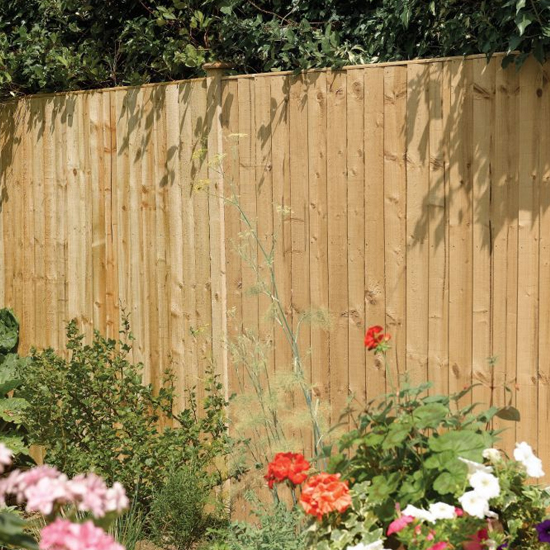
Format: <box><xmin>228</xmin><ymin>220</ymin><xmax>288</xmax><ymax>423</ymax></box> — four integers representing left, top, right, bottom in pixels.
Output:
<box><xmin>21</xmin><ymin>100</ymin><xmax>36</xmax><ymax>353</ymax></box>
<box><xmin>237</xmin><ymin>77</ymin><xmax>259</xmax><ymax>340</ymax></box>
<box><xmin>153</xmin><ymin>85</ymin><xmax>171</xmax><ymax>393</ymax></box>
<box><xmin>82</xmin><ymin>94</ymin><xmax>94</xmax><ymax>341</ymax></box>
<box><xmin>206</xmin><ymin>74</ymin><xmax>227</xmax><ymax>389</ymax></box>
<box><xmin>127</xmin><ymin>88</ymin><xmax>146</xmax><ymax>366</ymax></box>
<box><xmin>165</xmin><ymin>84</ymin><xmax>185</xmax><ymax>406</ymax></box>
<box><xmin>104</xmin><ymin>91</ymin><xmax>119</xmax><ymax>341</ymax></box>
<box><xmin>270</xmin><ymin>75</ymin><xmax>293</xmax><ymax>416</ymax></box>
<box><xmin>89</xmin><ymin>92</ymin><xmax>107</xmax><ymax>336</ymax></box>
<box><xmin>32</xmin><ymin>99</ymin><xmax>46</xmax><ymax>350</ymax></box>
<box><xmin>306</xmin><ymin>71</ymin><xmax>329</xmax><ymax>422</ymax></box>
<box><xmin>114</xmin><ymin>90</ymin><xmax>133</xmax><ymax>359</ymax></box>
<box><xmin>384</xmin><ymin>66</ymin><xmax>407</xmax><ymax>388</ymax></box>
<box><xmin>65</xmin><ymin>96</ymin><xmax>83</xmax><ymax>334</ymax></box>
<box><xmin>139</xmin><ymin>87</ymin><xmax>157</xmax><ymax>387</ymax></box>
<box><xmin>364</xmin><ymin>68</ymin><xmax>386</xmax><ymax>399</ymax></box>
<box><xmin>516</xmin><ymin>58</ymin><xmax>541</xmax><ymax>449</ymax></box>
<box><xmin>221</xmin><ymin>79</ymin><xmax>242</xmax><ymax>404</ymax></box>
<box><xmin>254</xmin><ymin>75</ymin><xmax>275</xmax><ymax>380</ymax></box>
<box><xmin>0</xmin><ymin>102</ymin><xmax>18</xmax><ymax>309</ymax></box>
<box><xmin>190</xmin><ymin>78</ymin><xmax>212</xmax><ymax>402</ymax></box>
<box><xmin>447</xmin><ymin>60</ymin><xmax>474</xmax><ymax>398</ymax></box>
<box><xmin>427</xmin><ymin>62</ymin><xmax>449</xmax><ymax>394</ymax></box>
<box><xmin>346</xmin><ymin>69</ymin><xmax>366</xmax><ymax>405</ymax></box>
<box><xmin>406</xmin><ymin>63</ymin><xmax>430</xmax><ymax>387</ymax></box>
<box><xmin>537</xmin><ymin>64</ymin><xmax>550</xmax><ymax>464</ymax></box>
<box><xmin>327</xmin><ymin>70</ymin><xmax>348</xmax><ymax>424</ymax></box>
<box><xmin>289</xmin><ymin>73</ymin><xmax>312</xmax><ymax>451</ymax></box>
<box><xmin>179</xmin><ymin>81</ymin><xmax>198</xmax><ymax>402</ymax></box>
<box><xmin>471</xmin><ymin>58</ymin><xmax>496</xmax><ymax>409</ymax></box>
<box><xmin>54</xmin><ymin>96</ymin><xmax>69</xmax><ymax>350</ymax></box>
<box><xmin>12</xmin><ymin>102</ymin><xmax>26</xmax><ymax>340</ymax></box>
<box><xmin>492</xmin><ymin>64</ymin><xmax>519</xmax><ymax>447</ymax></box>
<box><xmin>43</xmin><ymin>98</ymin><xmax>58</xmax><ymax>350</ymax></box>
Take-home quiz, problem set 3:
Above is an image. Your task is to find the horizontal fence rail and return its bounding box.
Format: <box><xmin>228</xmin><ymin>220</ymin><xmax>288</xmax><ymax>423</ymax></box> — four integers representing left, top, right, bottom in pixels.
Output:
<box><xmin>1</xmin><ymin>53</ymin><xmax>549</xmax><ymax>469</ymax></box>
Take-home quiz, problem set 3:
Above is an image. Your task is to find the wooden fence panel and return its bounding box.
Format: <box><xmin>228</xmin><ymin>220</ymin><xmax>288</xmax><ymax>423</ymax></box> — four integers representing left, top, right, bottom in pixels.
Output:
<box><xmin>2</xmin><ymin>54</ymin><xmax>550</xmax><ymax>469</ymax></box>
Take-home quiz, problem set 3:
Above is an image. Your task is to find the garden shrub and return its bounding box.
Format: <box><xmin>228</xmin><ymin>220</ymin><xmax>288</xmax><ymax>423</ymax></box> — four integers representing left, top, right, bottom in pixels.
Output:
<box><xmin>18</xmin><ymin>319</ymin><xmax>237</xmax><ymax>513</ymax></box>
<box><xmin>149</xmin><ymin>465</ymin><xmax>227</xmax><ymax>550</ymax></box>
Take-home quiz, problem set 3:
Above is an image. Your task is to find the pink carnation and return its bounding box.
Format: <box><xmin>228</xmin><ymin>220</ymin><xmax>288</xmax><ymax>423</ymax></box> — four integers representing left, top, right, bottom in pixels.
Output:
<box><xmin>40</xmin><ymin>519</ymin><xmax>124</xmax><ymax>550</ymax></box>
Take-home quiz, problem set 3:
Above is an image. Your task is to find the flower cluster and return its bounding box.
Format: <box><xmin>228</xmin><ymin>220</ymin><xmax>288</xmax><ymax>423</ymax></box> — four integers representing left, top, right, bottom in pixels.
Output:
<box><xmin>513</xmin><ymin>441</ymin><xmax>545</xmax><ymax>478</ymax></box>
<box><xmin>40</xmin><ymin>519</ymin><xmax>124</xmax><ymax>550</ymax></box>
<box><xmin>457</xmin><ymin>457</ymin><xmax>500</xmax><ymax>519</ymax></box>
<box><xmin>264</xmin><ymin>453</ymin><xmax>351</xmax><ymax>521</ymax></box>
<box><xmin>264</xmin><ymin>452</ymin><xmax>310</xmax><ymax>489</ymax></box>
<box><xmin>0</xmin><ymin>466</ymin><xmax>129</xmax><ymax>517</ymax></box>
<box><xmin>0</xmin><ymin>443</ymin><xmax>127</xmax><ymax>550</ymax></box>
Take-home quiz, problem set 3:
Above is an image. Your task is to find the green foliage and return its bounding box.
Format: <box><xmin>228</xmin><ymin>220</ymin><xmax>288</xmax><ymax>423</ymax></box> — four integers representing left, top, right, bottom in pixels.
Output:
<box><xmin>149</xmin><ymin>466</ymin><xmax>227</xmax><ymax>549</ymax></box>
<box><xmin>0</xmin><ymin>308</ymin><xmax>30</xmax><ymax>458</ymax></box>
<box><xmin>1</xmin><ymin>0</ymin><xmax>550</xmax><ymax>98</ymax></box>
<box><xmin>0</xmin><ymin>510</ymin><xmax>39</xmax><ymax>550</ymax></box>
<box><xmin>203</xmin><ymin>500</ymin><xmax>307</xmax><ymax>550</ymax></box>
<box><xmin>325</xmin><ymin>382</ymin><xmax>502</xmax><ymax>525</ymax></box>
<box><xmin>19</xmin><ymin>319</ymin><xmax>236</xmax><ymax>511</ymax></box>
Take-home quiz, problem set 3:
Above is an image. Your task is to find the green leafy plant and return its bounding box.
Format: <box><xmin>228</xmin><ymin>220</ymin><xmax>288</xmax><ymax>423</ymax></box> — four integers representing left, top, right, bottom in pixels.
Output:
<box><xmin>203</xmin><ymin>498</ymin><xmax>307</xmax><ymax>550</ymax></box>
<box><xmin>149</xmin><ymin>465</ymin><xmax>227</xmax><ymax>550</ymax></box>
<box><xmin>1</xmin><ymin>0</ymin><xmax>549</xmax><ymax>99</ymax></box>
<box><xmin>0</xmin><ymin>308</ymin><xmax>30</xmax><ymax>458</ymax></box>
<box><xmin>18</xmin><ymin>318</ymin><xmax>237</xmax><ymax>512</ymax></box>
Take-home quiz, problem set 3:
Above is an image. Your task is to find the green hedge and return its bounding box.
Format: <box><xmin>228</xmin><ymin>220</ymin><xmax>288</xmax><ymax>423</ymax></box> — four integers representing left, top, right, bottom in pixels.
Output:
<box><xmin>1</xmin><ymin>0</ymin><xmax>549</xmax><ymax>99</ymax></box>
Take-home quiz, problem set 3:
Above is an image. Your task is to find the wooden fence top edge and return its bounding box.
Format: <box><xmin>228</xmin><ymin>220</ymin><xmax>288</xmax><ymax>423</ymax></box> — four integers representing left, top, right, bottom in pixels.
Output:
<box><xmin>0</xmin><ymin>51</ymin><xmax>517</xmax><ymax>105</ymax></box>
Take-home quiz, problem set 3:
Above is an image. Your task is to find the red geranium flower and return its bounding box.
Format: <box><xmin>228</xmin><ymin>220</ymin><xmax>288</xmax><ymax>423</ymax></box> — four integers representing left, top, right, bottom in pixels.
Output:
<box><xmin>264</xmin><ymin>452</ymin><xmax>310</xmax><ymax>489</ymax></box>
<box><xmin>299</xmin><ymin>473</ymin><xmax>351</xmax><ymax>520</ymax></box>
<box><xmin>364</xmin><ymin>325</ymin><xmax>391</xmax><ymax>351</ymax></box>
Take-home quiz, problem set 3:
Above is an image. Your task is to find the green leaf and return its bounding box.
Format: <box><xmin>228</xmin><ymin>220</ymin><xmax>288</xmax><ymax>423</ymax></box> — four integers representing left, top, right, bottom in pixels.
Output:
<box><xmin>412</xmin><ymin>403</ymin><xmax>449</xmax><ymax>429</ymax></box>
<box><xmin>382</xmin><ymin>423</ymin><xmax>411</xmax><ymax>449</ymax></box>
<box><xmin>0</xmin><ymin>512</ymin><xmax>38</xmax><ymax>550</ymax></box>
<box><xmin>516</xmin><ymin>12</ymin><xmax>534</xmax><ymax>36</ymax></box>
<box><xmin>368</xmin><ymin>473</ymin><xmax>400</xmax><ymax>502</ymax></box>
<box><xmin>0</xmin><ymin>310</ymin><xmax>19</xmax><ymax>353</ymax></box>
<box><xmin>433</xmin><ymin>470</ymin><xmax>466</xmax><ymax>495</ymax></box>
<box><xmin>495</xmin><ymin>405</ymin><xmax>521</xmax><ymax>421</ymax></box>
<box><xmin>0</xmin><ymin>398</ymin><xmax>30</xmax><ymax>424</ymax></box>
<box><xmin>428</xmin><ymin>431</ymin><xmax>486</xmax><ymax>461</ymax></box>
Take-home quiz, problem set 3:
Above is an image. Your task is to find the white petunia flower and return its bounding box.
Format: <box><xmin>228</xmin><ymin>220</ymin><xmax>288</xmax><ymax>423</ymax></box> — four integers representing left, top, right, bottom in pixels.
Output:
<box><xmin>402</xmin><ymin>504</ymin><xmax>435</xmax><ymax>523</ymax></box>
<box><xmin>482</xmin><ymin>448</ymin><xmax>502</xmax><ymax>463</ymax></box>
<box><xmin>428</xmin><ymin>502</ymin><xmax>457</xmax><ymax>520</ymax></box>
<box><xmin>514</xmin><ymin>442</ymin><xmax>545</xmax><ymax>478</ymax></box>
<box><xmin>346</xmin><ymin>541</ymin><xmax>390</xmax><ymax>550</ymax></box>
<box><xmin>458</xmin><ymin>490</ymin><xmax>491</xmax><ymax>519</ymax></box>
<box><xmin>458</xmin><ymin>457</ymin><xmax>493</xmax><ymax>475</ymax></box>
<box><xmin>469</xmin><ymin>471</ymin><xmax>500</xmax><ymax>499</ymax></box>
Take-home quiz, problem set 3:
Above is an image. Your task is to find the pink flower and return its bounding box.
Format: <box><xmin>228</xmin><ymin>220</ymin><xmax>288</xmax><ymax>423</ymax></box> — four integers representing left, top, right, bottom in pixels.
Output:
<box><xmin>387</xmin><ymin>515</ymin><xmax>414</xmax><ymax>536</ymax></box>
<box><xmin>40</xmin><ymin>519</ymin><xmax>124</xmax><ymax>550</ymax></box>
<box><xmin>105</xmin><ymin>483</ymin><xmax>129</xmax><ymax>514</ymax></box>
<box><xmin>25</xmin><ymin>475</ymin><xmax>71</xmax><ymax>515</ymax></box>
<box><xmin>0</xmin><ymin>443</ymin><xmax>13</xmax><ymax>473</ymax></box>
<box><xmin>455</xmin><ymin>507</ymin><xmax>464</xmax><ymax>517</ymax></box>
<box><xmin>427</xmin><ymin>543</ymin><xmax>448</xmax><ymax>550</ymax></box>
<box><xmin>67</xmin><ymin>474</ymin><xmax>109</xmax><ymax>517</ymax></box>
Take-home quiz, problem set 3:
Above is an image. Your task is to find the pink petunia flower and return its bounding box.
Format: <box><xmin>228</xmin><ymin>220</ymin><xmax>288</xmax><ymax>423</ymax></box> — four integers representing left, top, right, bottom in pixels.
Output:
<box><xmin>387</xmin><ymin>515</ymin><xmax>414</xmax><ymax>536</ymax></box>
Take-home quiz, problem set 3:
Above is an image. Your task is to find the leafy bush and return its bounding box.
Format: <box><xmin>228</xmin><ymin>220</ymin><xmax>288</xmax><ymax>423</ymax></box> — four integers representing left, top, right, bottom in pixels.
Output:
<box><xmin>149</xmin><ymin>465</ymin><xmax>227</xmax><ymax>550</ymax></box>
<box><xmin>0</xmin><ymin>0</ymin><xmax>549</xmax><ymax>99</ymax></box>
<box><xmin>19</xmin><ymin>319</ymin><xmax>235</xmax><ymax>511</ymax></box>
<box><xmin>0</xmin><ymin>308</ymin><xmax>30</xmax><ymax>458</ymax></box>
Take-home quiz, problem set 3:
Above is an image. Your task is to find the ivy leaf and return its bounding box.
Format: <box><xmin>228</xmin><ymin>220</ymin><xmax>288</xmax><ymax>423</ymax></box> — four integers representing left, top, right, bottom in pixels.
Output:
<box><xmin>516</xmin><ymin>12</ymin><xmax>534</xmax><ymax>36</ymax></box>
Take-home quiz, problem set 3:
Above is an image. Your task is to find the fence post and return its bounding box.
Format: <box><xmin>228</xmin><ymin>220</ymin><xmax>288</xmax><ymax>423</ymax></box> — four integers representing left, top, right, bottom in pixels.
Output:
<box><xmin>203</xmin><ymin>62</ymin><xmax>232</xmax><ymax>400</ymax></box>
